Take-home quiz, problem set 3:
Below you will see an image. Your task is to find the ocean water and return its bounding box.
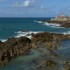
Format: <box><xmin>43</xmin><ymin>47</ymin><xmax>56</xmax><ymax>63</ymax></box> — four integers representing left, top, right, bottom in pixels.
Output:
<box><xmin>0</xmin><ymin>18</ymin><xmax>70</xmax><ymax>41</ymax></box>
<box><xmin>0</xmin><ymin>18</ymin><xmax>70</xmax><ymax>70</ymax></box>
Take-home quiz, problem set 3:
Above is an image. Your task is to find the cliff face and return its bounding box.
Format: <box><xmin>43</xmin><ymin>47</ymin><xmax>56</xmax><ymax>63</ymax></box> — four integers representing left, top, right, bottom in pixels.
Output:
<box><xmin>0</xmin><ymin>32</ymin><xmax>70</xmax><ymax>65</ymax></box>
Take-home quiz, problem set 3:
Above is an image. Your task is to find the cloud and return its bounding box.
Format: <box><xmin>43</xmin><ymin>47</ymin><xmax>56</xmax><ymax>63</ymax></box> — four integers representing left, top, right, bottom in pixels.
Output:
<box><xmin>23</xmin><ymin>0</ymin><xmax>30</xmax><ymax>7</ymax></box>
<box><xmin>11</xmin><ymin>0</ymin><xmax>35</xmax><ymax>8</ymax></box>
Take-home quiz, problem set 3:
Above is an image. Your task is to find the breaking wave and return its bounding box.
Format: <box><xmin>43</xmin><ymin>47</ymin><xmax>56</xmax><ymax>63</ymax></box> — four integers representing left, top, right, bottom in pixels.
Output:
<box><xmin>44</xmin><ymin>22</ymin><xmax>62</xmax><ymax>28</ymax></box>
<box><xmin>0</xmin><ymin>30</ymin><xmax>70</xmax><ymax>42</ymax></box>
<box><xmin>35</xmin><ymin>20</ymin><xmax>64</xmax><ymax>28</ymax></box>
<box><xmin>15</xmin><ymin>31</ymin><xmax>42</xmax><ymax>39</ymax></box>
<box><xmin>0</xmin><ymin>39</ymin><xmax>7</xmax><ymax>42</ymax></box>
<box><xmin>34</xmin><ymin>20</ymin><xmax>43</xmax><ymax>23</ymax></box>
<box><xmin>63</xmin><ymin>31</ymin><xmax>70</xmax><ymax>35</ymax></box>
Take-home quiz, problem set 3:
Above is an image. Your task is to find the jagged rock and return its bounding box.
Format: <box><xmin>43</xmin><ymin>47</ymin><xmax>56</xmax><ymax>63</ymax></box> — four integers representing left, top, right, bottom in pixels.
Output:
<box><xmin>31</xmin><ymin>32</ymin><xmax>70</xmax><ymax>49</ymax></box>
<box><xmin>0</xmin><ymin>37</ymin><xmax>31</xmax><ymax>65</ymax></box>
<box><xmin>0</xmin><ymin>32</ymin><xmax>70</xmax><ymax>65</ymax></box>
<box><xmin>64</xmin><ymin>61</ymin><xmax>70</xmax><ymax>70</ymax></box>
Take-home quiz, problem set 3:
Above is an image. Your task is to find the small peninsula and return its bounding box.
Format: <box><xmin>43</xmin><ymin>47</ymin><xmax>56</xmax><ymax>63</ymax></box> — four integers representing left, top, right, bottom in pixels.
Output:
<box><xmin>42</xmin><ymin>14</ymin><xmax>70</xmax><ymax>28</ymax></box>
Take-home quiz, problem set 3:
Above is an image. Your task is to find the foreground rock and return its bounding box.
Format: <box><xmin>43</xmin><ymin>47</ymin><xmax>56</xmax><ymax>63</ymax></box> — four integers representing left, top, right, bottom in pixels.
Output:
<box><xmin>0</xmin><ymin>37</ymin><xmax>31</xmax><ymax>65</ymax></box>
<box><xmin>31</xmin><ymin>32</ymin><xmax>70</xmax><ymax>48</ymax></box>
<box><xmin>0</xmin><ymin>32</ymin><xmax>70</xmax><ymax>65</ymax></box>
<box><xmin>31</xmin><ymin>32</ymin><xmax>70</xmax><ymax>70</ymax></box>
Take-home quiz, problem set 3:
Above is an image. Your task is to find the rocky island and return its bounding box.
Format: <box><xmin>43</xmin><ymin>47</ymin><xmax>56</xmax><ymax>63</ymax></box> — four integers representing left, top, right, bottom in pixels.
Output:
<box><xmin>42</xmin><ymin>14</ymin><xmax>70</xmax><ymax>28</ymax></box>
<box><xmin>0</xmin><ymin>32</ymin><xmax>70</xmax><ymax>70</ymax></box>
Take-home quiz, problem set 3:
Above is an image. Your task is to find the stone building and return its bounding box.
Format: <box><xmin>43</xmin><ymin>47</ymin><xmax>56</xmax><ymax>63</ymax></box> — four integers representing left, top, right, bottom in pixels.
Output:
<box><xmin>51</xmin><ymin>14</ymin><xmax>70</xmax><ymax>22</ymax></box>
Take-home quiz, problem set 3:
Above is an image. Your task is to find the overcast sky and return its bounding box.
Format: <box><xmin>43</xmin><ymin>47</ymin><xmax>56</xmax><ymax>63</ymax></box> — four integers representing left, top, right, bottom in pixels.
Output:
<box><xmin>0</xmin><ymin>0</ymin><xmax>70</xmax><ymax>17</ymax></box>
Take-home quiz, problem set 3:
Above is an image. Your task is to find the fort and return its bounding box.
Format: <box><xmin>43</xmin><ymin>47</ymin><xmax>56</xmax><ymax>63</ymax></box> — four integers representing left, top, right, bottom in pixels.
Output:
<box><xmin>51</xmin><ymin>14</ymin><xmax>70</xmax><ymax>22</ymax></box>
<box><xmin>41</xmin><ymin>14</ymin><xmax>70</xmax><ymax>28</ymax></box>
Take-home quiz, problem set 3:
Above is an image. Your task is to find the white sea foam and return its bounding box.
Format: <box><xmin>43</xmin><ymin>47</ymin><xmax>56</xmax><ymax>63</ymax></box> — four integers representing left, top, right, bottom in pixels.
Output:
<box><xmin>63</xmin><ymin>31</ymin><xmax>70</xmax><ymax>35</ymax></box>
<box><xmin>0</xmin><ymin>30</ymin><xmax>70</xmax><ymax>43</ymax></box>
<box><xmin>15</xmin><ymin>31</ymin><xmax>42</xmax><ymax>39</ymax></box>
<box><xmin>44</xmin><ymin>22</ymin><xmax>61</xmax><ymax>28</ymax></box>
<box><xmin>34</xmin><ymin>20</ymin><xmax>43</xmax><ymax>23</ymax></box>
<box><xmin>35</xmin><ymin>20</ymin><xmax>62</xmax><ymax>28</ymax></box>
<box><xmin>0</xmin><ymin>39</ymin><xmax>7</xmax><ymax>42</ymax></box>
<box><xmin>15</xmin><ymin>30</ymin><xmax>70</xmax><ymax>39</ymax></box>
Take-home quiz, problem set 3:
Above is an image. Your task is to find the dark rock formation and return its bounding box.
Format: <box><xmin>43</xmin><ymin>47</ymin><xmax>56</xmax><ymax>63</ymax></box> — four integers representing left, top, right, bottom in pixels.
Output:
<box><xmin>0</xmin><ymin>37</ymin><xmax>31</xmax><ymax>65</ymax></box>
<box><xmin>31</xmin><ymin>32</ymin><xmax>70</xmax><ymax>48</ymax></box>
<box><xmin>64</xmin><ymin>61</ymin><xmax>70</xmax><ymax>70</ymax></box>
<box><xmin>0</xmin><ymin>32</ymin><xmax>70</xmax><ymax>65</ymax></box>
<box><xmin>41</xmin><ymin>20</ymin><xmax>70</xmax><ymax>28</ymax></box>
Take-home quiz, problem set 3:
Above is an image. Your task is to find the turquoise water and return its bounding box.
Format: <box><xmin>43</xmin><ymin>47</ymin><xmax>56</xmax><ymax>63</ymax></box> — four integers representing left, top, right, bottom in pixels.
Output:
<box><xmin>0</xmin><ymin>18</ymin><xmax>70</xmax><ymax>40</ymax></box>
<box><xmin>0</xmin><ymin>18</ymin><xmax>70</xmax><ymax>70</ymax></box>
<box><xmin>57</xmin><ymin>40</ymin><xmax>70</xmax><ymax>60</ymax></box>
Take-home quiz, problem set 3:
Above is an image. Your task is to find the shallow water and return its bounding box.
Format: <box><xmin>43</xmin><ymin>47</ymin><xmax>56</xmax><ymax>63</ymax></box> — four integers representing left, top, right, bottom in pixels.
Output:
<box><xmin>57</xmin><ymin>40</ymin><xmax>70</xmax><ymax>60</ymax></box>
<box><xmin>0</xmin><ymin>39</ymin><xmax>70</xmax><ymax>70</ymax></box>
<box><xmin>0</xmin><ymin>49</ymin><xmax>43</xmax><ymax>70</ymax></box>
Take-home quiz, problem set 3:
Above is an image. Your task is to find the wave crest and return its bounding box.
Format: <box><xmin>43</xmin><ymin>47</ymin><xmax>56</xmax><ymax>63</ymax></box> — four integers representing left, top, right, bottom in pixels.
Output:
<box><xmin>15</xmin><ymin>31</ymin><xmax>42</xmax><ymax>39</ymax></box>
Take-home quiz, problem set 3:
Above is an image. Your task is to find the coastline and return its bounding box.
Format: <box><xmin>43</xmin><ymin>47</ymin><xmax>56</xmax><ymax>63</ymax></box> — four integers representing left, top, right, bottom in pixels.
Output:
<box><xmin>40</xmin><ymin>20</ymin><xmax>70</xmax><ymax>28</ymax></box>
<box><xmin>1</xmin><ymin>31</ymin><xmax>70</xmax><ymax>42</ymax></box>
<box><xmin>0</xmin><ymin>18</ymin><xmax>70</xmax><ymax>70</ymax></box>
<box><xmin>0</xmin><ymin>32</ymin><xmax>70</xmax><ymax>65</ymax></box>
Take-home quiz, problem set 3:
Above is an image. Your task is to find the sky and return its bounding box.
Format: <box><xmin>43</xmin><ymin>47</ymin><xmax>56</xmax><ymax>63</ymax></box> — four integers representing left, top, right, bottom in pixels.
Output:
<box><xmin>0</xmin><ymin>0</ymin><xmax>70</xmax><ymax>17</ymax></box>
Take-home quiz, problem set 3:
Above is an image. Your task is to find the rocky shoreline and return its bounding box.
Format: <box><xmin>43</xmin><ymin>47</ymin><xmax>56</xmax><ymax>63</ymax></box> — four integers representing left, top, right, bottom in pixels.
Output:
<box><xmin>0</xmin><ymin>32</ymin><xmax>70</xmax><ymax>66</ymax></box>
<box><xmin>0</xmin><ymin>37</ymin><xmax>32</xmax><ymax>65</ymax></box>
<box><xmin>41</xmin><ymin>20</ymin><xmax>70</xmax><ymax>28</ymax></box>
<box><xmin>0</xmin><ymin>32</ymin><xmax>70</xmax><ymax>70</ymax></box>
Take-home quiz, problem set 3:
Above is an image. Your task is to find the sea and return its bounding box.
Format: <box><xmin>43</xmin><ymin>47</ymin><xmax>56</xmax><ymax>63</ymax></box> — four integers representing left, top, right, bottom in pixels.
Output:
<box><xmin>0</xmin><ymin>18</ymin><xmax>70</xmax><ymax>70</ymax></box>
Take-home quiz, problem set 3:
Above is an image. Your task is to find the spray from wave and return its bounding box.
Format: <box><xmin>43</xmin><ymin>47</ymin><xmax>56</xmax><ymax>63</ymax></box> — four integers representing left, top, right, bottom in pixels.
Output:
<box><xmin>44</xmin><ymin>22</ymin><xmax>61</xmax><ymax>28</ymax></box>
<box><xmin>34</xmin><ymin>20</ymin><xmax>43</xmax><ymax>23</ymax></box>
<box><xmin>63</xmin><ymin>31</ymin><xmax>70</xmax><ymax>35</ymax></box>
<box><xmin>15</xmin><ymin>31</ymin><xmax>42</xmax><ymax>39</ymax></box>
<box><xmin>35</xmin><ymin>20</ymin><xmax>64</xmax><ymax>28</ymax></box>
<box><xmin>0</xmin><ymin>39</ymin><xmax>7</xmax><ymax>42</ymax></box>
<box><xmin>0</xmin><ymin>30</ymin><xmax>70</xmax><ymax>42</ymax></box>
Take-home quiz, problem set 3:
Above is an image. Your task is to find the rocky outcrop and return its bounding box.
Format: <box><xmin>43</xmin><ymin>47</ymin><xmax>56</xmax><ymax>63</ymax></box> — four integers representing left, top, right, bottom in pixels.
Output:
<box><xmin>0</xmin><ymin>37</ymin><xmax>31</xmax><ymax>65</ymax></box>
<box><xmin>41</xmin><ymin>20</ymin><xmax>70</xmax><ymax>28</ymax></box>
<box><xmin>31</xmin><ymin>32</ymin><xmax>70</xmax><ymax>48</ymax></box>
<box><xmin>0</xmin><ymin>32</ymin><xmax>70</xmax><ymax>65</ymax></box>
<box><xmin>40</xmin><ymin>14</ymin><xmax>70</xmax><ymax>28</ymax></box>
<box><xmin>61</xmin><ymin>22</ymin><xmax>70</xmax><ymax>28</ymax></box>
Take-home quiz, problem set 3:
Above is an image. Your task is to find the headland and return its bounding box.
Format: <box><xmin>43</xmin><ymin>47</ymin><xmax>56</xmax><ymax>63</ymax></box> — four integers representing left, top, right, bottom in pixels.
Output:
<box><xmin>41</xmin><ymin>14</ymin><xmax>70</xmax><ymax>28</ymax></box>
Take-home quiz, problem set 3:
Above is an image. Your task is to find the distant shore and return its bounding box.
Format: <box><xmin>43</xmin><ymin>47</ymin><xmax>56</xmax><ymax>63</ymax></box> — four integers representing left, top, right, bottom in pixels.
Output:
<box><xmin>41</xmin><ymin>20</ymin><xmax>70</xmax><ymax>28</ymax></box>
<box><xmin>40</xmin><ymin>14</ymin><xmax>70</xmax><ymax>28</ymax></box>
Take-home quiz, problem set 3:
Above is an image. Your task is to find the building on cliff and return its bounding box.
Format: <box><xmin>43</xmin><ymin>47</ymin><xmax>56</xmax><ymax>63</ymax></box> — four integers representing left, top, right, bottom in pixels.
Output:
<box><xmin>51</xmin><ymin>14</ymin><xmax>70</xmax><ymax>22</ymax></box>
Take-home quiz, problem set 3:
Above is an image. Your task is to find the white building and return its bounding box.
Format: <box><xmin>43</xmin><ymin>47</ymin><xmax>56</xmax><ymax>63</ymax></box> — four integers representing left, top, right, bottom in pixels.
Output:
<box><xmin>51</xmin><ymin>14</ymin><xmax>70</xmax><ymax>21</ymax></box>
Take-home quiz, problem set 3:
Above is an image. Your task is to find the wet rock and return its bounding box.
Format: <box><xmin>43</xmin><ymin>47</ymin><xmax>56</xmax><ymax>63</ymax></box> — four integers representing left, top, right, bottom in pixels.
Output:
<box><xmin>0</xmin><ymin>32</ymin><xmax>70</xmax><ymax>66</ymax></box>
<box><xmin>64</xmin><ymin>61</ymin><xmax>70</xmax><ymax>70</ymax></box>
<box><xmin>0</xmin><ymin>37</ymin><xmax>31</xmax><ymax>65</ymax></box>
<box><xmin>31</xmin><ymin>32</ymin><xmax>70</xmax><ymax>49</ymax></box>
